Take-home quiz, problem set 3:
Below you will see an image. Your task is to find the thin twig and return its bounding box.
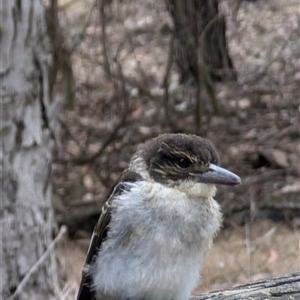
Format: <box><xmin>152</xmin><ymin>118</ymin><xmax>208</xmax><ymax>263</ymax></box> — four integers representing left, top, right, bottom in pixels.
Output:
<box><xmin>199</xmin><ymin>14</ymin><xmax>220</xmax><ymax>47</ymax></box>
<box><xmin>72</xmin><ymin>116</ymin><xmax>128</xmax><ymax>165</ymax></box>
<box><xmin>99</xmin><ymin>0</ymin><xmax>112</xmax><ymax>78</ymax></box>
<box><xmin>242</xmin><ymin>169</ymin><xmax>286</xmax><ymax>185</ymax></box>
<box><xmin>73</xmin><ymin>62</ymin><xmax>130</xmax><ymax>165</ymax></box>
<box><xmin>259</xmin><ymin>124</ymin><xmax>299</xmax><ymax>143</ymax></box>
<box><xmin>245</xmin><ymin>222</ymin><xmax>252</xmax><ymax>282</ymax></box>
<box><xmin>58</xmin><ymin>116</ymin><xmax>81</xmax><ymax>148</ymax></box>
<box><xmin>69</xmin><ymin>0</ymin><xmax>98</xmax><ymax>53</ymax></box>
<box><xmin>7</xmin><ymin>226</ymin><xmax>67</xmax><ymax>300</ymax></box>
<box><xmin>161</xmin><ymin>32</ymin><xmax>178</xmax><ymax>131</ymax></box>
<box><xmin>111</xmin><ymin>73</ymin><xmax>160</xmax><ymax>100</ymax></box>
<box><xmin>248</xmin><ymin>28</ymin><xmax>297</xmax><ymax>85</ymax></box>
<box><xmin>198</xmin><ymin>14</ymin><xmax>220</xmax><ymax>116</ymax></box>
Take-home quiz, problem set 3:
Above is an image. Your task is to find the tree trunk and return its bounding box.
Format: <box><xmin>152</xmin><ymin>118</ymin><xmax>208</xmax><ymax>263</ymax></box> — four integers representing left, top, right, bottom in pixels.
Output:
<box><xmin>167</xmin><ymin>0</ymin><xmax>236</xmax><ymax>84</ymax></box>
<box><xmin>1</xmin><ymin>1</ymin><xmax>59</xmax><ymax>299</ymax></box>
<box><xmin>166</xmin><ymin>0</ymin><xmax>236</xmax><ymax>132</ymax></box>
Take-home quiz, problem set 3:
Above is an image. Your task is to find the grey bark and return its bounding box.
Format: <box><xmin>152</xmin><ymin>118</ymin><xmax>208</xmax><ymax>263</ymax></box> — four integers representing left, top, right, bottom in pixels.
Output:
<box><xmin>191</xmin><ymin>272</ymin><xmax>300</xmax><ymax>300</ymax></box>
<box><xmin>0</xmin><ymin>1</ymin><xmax>59</xmax><ymax>299</ymax></box>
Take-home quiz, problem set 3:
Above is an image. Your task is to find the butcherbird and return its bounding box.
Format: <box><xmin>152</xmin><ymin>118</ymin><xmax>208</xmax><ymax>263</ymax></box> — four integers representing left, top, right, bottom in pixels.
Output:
<box><xmin>77</xmin><ymin>133</ymin><xmax>241</xmax><ymax>300</ymax></box>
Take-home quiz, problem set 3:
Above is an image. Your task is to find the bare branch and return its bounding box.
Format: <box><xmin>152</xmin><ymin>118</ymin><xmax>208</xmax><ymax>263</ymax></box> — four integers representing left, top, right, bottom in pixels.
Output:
<box><xmin>6</xmin><ymin>226</ymin><xmax>68</xmax><ymax>300</ymax></box>
<box><xmin>191</xmin><ymin>272</ymin><xmax>300</xmax><ymax>300</ymax></box>
<box><xmin>161</xmin><ymin>32</ymin><xmax>179</xmax><ymax>131</ymax></box>
<box><xmin>99</xmin><ymin>0</ymin><xmax>112</xmax><ymax>78</ymax></box>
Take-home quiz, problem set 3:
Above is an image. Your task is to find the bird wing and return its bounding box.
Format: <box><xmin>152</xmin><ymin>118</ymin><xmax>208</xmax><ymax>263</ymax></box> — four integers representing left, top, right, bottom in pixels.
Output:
<box><xmin>76</xmin><ymin>171</ymin><xmax>143</xmax><ymax>300</ymax></box>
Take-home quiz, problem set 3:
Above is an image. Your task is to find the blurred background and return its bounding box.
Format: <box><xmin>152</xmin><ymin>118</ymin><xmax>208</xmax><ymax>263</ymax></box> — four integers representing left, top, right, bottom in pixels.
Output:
<box><xmin>50</xmin><ymin>0</ymin><xmax>299</xmax><ymax>296</ymax></box>
<box><xmin>2</xmin><ymin>0</ymin><xmax>299</xmax><ymax>299</ymax></box>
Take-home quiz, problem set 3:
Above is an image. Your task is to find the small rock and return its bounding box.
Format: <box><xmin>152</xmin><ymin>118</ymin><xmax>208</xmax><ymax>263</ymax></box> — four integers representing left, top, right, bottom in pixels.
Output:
<box><xmin>238</xmin><ymin>98</ymin><xmax>251</xmax><ymax>109</ymax></box>
<box><xmin>271</xmin><ymin>149</ymin><xmax>289</xmax><ymax>168</ymax></box>
<box><xmin>260</xmin><ymin>149</ymin><xmax>289</xmax><ymax>168</ymax></box>
<box><xmin>82</xmin><ymin>193</ymin><xmax>93</xmax><ymax>202</ymax></box>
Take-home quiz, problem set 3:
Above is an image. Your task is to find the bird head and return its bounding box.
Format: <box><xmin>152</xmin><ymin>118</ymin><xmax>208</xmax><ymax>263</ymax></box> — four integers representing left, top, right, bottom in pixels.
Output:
<box><xmin>135</xmin><ymin>133</ymin><xmax>241</xmax><ymax>198</ymax></box>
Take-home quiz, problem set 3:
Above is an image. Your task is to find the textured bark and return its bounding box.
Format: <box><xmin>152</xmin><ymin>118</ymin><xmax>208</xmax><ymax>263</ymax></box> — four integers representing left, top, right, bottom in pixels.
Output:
<box><xmin>167</xmin><ymin>0</ymin><xmax>236</xmax><ymax>83</ymax></box>
<box><xmin>191</xmin><ymin>272</ymin><xmax>300</xmax><ymax>300</ymax></box>
<box><xmin>0</xmin><ymin>1</ymin><xmax>59</xmax><ymax>299</ymax></box>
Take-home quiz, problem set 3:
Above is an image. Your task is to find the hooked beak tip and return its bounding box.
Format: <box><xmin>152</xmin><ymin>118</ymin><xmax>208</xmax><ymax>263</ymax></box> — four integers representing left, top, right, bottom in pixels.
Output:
<box><xmin>199</xmin><ymin>163</ymin><xmax>241</xmax><ymax>186</ymax></box>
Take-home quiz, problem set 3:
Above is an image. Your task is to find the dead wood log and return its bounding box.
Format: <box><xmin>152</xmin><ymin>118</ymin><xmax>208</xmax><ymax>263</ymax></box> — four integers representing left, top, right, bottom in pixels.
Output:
<box><xmin>191</xmin><ymin>272</ymin><xmax>300</xmax><ymax>300</ymax></box>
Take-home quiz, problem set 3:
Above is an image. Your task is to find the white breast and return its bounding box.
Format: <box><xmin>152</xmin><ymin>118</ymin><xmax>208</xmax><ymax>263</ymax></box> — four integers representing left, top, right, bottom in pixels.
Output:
<box><xmin>92</xmin><ymin>181</ymin><xmax>222</xmax><ymax>300</ymax></box>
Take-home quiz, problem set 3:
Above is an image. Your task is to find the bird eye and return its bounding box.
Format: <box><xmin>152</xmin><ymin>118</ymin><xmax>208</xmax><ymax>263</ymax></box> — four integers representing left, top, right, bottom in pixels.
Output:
<box><xmin>177</xmin><ymin>158</ymin><xmax>190</xmax><ymax>168</ymax></box>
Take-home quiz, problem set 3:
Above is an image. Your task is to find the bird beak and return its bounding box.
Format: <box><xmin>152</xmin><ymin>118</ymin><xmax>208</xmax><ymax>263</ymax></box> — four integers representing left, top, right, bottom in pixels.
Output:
<box><xmin>199</xmin><ymin>163</ymin><xmax>241</xmax><ymax>186</ymax></box>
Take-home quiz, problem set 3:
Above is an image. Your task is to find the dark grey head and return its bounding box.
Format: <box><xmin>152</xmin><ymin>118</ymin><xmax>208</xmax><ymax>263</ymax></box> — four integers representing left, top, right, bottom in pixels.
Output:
<box><xmin>139</xmin><ymin>133</ymin><xmax>241</xmax><ymax>186</ymax></box>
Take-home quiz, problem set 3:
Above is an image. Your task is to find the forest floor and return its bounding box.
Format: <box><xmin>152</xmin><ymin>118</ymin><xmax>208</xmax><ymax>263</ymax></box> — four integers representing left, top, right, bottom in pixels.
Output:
<box><xmin>53</xmin><ymin>0</ymin><xmax>300</xmax><ymax>298</ymax></box>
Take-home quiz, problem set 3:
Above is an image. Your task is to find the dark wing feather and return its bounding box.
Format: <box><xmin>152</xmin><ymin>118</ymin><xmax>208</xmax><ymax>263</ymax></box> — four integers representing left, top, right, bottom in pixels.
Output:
<box><xmin>76</xmin><ymin>171</ymin><xmax>143</xmax><ymax>300</ymax></box>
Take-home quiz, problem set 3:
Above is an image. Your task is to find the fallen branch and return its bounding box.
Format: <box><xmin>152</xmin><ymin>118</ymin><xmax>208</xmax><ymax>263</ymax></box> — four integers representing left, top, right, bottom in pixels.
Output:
<box><xmin>6</xmin><ymin>226</ymin><xmax>68</xmax><ymax>300</ymax></box>
<box><xmin>191</xmin><ymin>272</ymin><xmax>300</xmax><ymax>300</ymax></box>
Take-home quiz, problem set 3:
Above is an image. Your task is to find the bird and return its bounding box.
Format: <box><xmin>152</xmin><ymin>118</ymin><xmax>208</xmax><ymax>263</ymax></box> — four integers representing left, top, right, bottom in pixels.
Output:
<box><xmin>76</xmin><ymin>133</ymin><xmax>241</xmax><ymax>300</ymax></box>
